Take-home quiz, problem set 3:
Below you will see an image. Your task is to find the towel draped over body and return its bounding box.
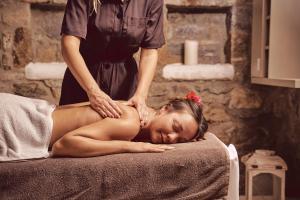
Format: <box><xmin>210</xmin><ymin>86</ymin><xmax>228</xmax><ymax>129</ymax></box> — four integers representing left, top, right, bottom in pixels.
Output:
<box><xmin>0</xmin><ymin>93</ymin><xmax>55</xmax><ymax>161</ymax></box>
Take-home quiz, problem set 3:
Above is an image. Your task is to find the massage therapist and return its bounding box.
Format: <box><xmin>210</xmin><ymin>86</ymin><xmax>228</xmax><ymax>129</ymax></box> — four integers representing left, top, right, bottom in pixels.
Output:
<box><xmin>59</xmin><ymin>0</ymin><xmax>165</xmax><ymax>125</ymax></box>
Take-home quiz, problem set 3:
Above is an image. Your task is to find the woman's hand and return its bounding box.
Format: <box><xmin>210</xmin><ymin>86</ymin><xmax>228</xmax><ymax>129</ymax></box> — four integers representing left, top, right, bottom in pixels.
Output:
<box><xmin>87</xmin><ymin>87</ymin><xmax>122</xmax><ymax>118</ymax></box>
<box><xmin>124</xmin><ymin>95</ymin><xmax>149</xmax><ymax>127</ymax></box>
<box><xmin>127</xmin><ymin>142</ymin><xmax>175</xmax><ymax>153</ymax></box>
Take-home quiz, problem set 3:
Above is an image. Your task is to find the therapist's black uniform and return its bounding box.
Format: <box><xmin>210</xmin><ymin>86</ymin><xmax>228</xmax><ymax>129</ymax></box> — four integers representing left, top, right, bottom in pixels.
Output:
<box><xmin>59</xmin><ymin>0</ymin><xmax>165</xmax><ymax>105</ymax></box>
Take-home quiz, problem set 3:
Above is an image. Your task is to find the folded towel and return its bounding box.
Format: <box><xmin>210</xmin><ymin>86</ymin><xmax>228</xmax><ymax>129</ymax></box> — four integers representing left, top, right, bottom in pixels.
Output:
<box><xmin>0</xmin><ymin>93</ymin><xmax>55</xmax><ymax>161</ymax></box>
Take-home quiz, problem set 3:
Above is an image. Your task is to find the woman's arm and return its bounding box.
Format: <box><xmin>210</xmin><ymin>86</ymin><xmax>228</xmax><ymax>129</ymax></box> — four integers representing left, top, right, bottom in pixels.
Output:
<box><xmin>51</xmin><ymin>111</ymin><xmax>173</xmax><ymax>157</ymax></box>
<box><xmin>61</xmin><ymin>35</ymin><xmax>121</xmax><ymax>118</ymax></box>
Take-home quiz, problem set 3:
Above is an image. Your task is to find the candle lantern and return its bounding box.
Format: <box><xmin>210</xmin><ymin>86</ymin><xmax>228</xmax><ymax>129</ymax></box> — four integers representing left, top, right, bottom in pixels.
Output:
<box><xmin>242</xmin><ymin>150</ymin><xmax>287</xmax><ymax>200</ymax></box>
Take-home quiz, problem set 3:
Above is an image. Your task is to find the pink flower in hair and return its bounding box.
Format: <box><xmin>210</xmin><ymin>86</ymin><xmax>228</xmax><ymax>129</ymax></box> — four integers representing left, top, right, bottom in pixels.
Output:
<box><xmin>186</xmin><ymin>91</ymin><xmax>202</xmax><ymax>106</ymax></box>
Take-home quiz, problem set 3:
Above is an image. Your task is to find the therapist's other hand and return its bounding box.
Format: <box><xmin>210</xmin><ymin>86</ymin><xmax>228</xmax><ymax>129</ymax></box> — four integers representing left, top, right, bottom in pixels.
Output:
<box><xmin>124</xmin><ymin>95</ymin><xmax>149</xmax><ymax>127</ymax></box>
<box><xmin>87</xmin><ymin>89</ymin><xmax>122</xmax><ymax>118</ymax></box>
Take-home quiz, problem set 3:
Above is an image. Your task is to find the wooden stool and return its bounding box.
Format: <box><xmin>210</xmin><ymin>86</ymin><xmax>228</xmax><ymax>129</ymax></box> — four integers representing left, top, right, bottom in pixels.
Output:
<box><xmin>241</xmin><ymin>150</ymin><xmax>287</xmax><ymax>200</ymax></box>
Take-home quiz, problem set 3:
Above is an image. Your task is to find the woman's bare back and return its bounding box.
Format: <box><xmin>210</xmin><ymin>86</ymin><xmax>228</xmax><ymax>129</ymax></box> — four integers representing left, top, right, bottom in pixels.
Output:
<box><xmin>50</xmin><ymin>101</ymin><xmax>139</xmax><ymax>147</ymax></box>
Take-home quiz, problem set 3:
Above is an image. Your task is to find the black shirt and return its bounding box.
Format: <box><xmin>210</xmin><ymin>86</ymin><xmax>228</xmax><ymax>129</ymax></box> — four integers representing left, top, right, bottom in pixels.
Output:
<box><xmin>61</xmin><ymin>0</ymin><xmax>165</xmax><ymax>64</ymax></box>
<box><xmin>59</xmin><ymin>0</ymin><xmax>165</xmax><ymax>104</ymax></box>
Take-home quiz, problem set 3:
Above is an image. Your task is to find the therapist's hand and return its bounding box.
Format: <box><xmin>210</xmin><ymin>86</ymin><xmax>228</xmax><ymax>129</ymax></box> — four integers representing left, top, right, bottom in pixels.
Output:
<box><xmin>124</xmin><ymin>95</ymin><xmax>149</xmax><ymax>127</ymax></box>
<box><xmin>87</xmin><ymin>88</ymin><xmax>122</xmax><ymax>118</ymax></box>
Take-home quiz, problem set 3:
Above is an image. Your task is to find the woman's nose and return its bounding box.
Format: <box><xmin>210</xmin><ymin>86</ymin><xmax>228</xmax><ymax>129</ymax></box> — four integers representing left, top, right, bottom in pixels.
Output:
<box><xmin>166</xmin><ymin>132</ymin><xmax>178</xmax><ymax>143</ymax></box>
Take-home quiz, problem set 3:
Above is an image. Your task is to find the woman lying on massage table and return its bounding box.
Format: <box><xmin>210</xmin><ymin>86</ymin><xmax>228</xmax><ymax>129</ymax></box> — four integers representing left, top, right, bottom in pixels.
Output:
<box><xmin>0</xmin><ymin>92</ymin><xmax>207</xmax><ymax>161</ymax></box>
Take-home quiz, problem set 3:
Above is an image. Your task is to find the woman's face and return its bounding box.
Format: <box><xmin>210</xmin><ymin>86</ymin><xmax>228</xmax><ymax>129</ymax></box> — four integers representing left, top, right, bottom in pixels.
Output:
<box><xmin>149</xmin><ymin>106</ymin><xmax>198</xmax><ymax>144</ymax></box>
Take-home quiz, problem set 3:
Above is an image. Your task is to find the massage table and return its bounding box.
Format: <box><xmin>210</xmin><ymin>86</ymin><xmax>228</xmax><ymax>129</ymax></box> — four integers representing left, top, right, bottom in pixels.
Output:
<box><xmin>0</xmin><ymin>132</ymin><xmax>239</xmax><ymax>200</ymax></box>
<box><xmin>225</xmin><ymin>144</ymin><xmax>239</xmax><ymax>200</ymax></box>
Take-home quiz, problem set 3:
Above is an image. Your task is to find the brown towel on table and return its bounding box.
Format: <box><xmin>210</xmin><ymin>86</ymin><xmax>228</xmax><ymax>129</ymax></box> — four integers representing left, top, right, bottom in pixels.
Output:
<box><xmin>0</xmin><ymin>132</ymin><xmax>229</xmax><ymax>200</ymax></box>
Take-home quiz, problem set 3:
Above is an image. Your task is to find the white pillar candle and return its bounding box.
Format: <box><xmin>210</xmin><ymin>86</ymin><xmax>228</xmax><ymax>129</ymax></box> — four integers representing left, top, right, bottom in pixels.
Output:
<box><xmin>184</xmin><ymin>40</ymin><xmax>199</xmax><ymax>65</ymax></box>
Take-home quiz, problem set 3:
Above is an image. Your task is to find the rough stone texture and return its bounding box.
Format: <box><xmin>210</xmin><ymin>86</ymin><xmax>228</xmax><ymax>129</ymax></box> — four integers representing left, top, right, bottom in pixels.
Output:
<box><xmin>31</xmin><ymin>6</ymin><xmax>64</xmax><ymax>62</ymax></box>
<box><xmin>22</xmin><ymin>0</ymin><xmax>51</xmax><ymax>3</ymax></box>
<box><xmin>204</xmin><ymin>105</ymin><xmax>231</xmax><ymax>123</ymax></box>
<box><xmin>196</xmin><ymin>80</ymin><xmax>235</xmax><ymax>94</ymax></box>
<box><xmin>208</xmin><ymin>121</ymin><xmax>236</xmax><ymax>144</ymax></box>
<box><xmin>2</xmin><ymin>31</ymin><xmax>13</xmax><ymax>51</ymax></box>
<box><xmin>13</xmin><ymin>82</ymin><xmax>47</xmax><ymax>97</ymax></box>
<box><xmin>167</xmin><ymin>12</ymin><xmax>228</xmax><ymax>64</ymax></box>
<box><xmin>22</xmin><ymin>0</ymin><xmax>66</xmax><ymax>4</ymax></box>
<box><xmin>0</xmin><ymin>0</ymin><xmax>300</xmax><ymax>198</ymax></box>
<box><xmin>229</xmin><ymin>86</ymin><xmax>262</xmax><ymax>109</ymax></box>
<box><xmin>13</xmin><ymin>27</ymin><xmax>33</xmax><ymax>68</ymax></box>
<box><xmin>257</xmin><ymin>87</ymin><xmax>300</xmax><ymax>197</ymax></box>
<box><xmin>1</xmin><ymin>53</ymin><xmax>13</xmax><ymax>70</ymax></box>
<box><xmin>0</xmin><ymin>0</ymin><xmax>64</xmax><ymax>104</ymax></box>
<box><xmin>1</xmin><ymin>1</ymin><xmax>31</xmax><ymax>27</ymax></box>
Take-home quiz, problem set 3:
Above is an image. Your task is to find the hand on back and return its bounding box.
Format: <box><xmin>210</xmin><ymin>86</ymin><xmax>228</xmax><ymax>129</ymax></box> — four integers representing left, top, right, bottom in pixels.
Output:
<box><xmin>87</xmin><ymin>88</ymin><xmax>122</xmax><ymax>118</ymax></box>
<box><xmin>124</xmin><ymin>95</ymin><xmax>149</xmax><ymax>127</ymax></box>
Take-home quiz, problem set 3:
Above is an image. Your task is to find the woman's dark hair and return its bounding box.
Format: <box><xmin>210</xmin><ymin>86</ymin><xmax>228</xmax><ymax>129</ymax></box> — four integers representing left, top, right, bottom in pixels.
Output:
<box><xmin>166</xmin><ymin>98</ymin><xmax>208</xmax><ymax>140</ymax></box>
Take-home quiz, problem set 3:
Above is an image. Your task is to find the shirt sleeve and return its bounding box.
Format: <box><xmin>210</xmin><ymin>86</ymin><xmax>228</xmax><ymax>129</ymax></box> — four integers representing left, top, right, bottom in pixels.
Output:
<box><xmin>60</xmin><ymin>0</ymin><xmax>89</xmax><ymax>40</ymax></box>
<box><xmin>141</xmin><ymin>0</ymin><xmax>165</xmax><ymax>49</ymax></box>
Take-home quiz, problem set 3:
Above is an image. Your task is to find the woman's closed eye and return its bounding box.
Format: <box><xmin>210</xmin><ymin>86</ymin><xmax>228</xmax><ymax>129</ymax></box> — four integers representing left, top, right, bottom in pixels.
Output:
<box><xmin>172</xmin><ymin>119</ymin><xmax>183</xmax><ymax>133</ymax></box>
<box><xmin>172</xmin><ymin>120</ymin><xmax>191</xmax><ymax>143</ymax></box>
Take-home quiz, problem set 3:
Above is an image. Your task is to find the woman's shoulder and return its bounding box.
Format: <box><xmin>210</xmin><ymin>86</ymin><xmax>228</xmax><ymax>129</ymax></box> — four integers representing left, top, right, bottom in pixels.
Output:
<box><xmin>95</xmin><ymin>103</ymin><xmax>139</xmax><ymax>141</ymax></box>
<box><xmin>117</xmin><ymin>103</ymin><xmax>140</xmax><ymax>123</ymax></box>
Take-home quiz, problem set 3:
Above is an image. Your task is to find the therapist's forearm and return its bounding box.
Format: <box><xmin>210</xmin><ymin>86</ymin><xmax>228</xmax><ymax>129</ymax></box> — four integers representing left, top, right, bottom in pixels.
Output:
<box><xmin>136</xmin><ymin>49</ymin><xmax>159</xmax><ymax>99</ymax></box>
<box><xmin>61</xmin><ymin>35</ymin><xmax>99</xmax><ymax>93</ymax></box>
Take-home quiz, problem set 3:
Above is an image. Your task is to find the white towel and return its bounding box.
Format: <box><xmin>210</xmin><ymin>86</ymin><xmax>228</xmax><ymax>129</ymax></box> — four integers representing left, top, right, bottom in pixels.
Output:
<box><xmin>0</xmin><ymin>93</ymin><xmax>55</xmax><ymax>161</ymax></box>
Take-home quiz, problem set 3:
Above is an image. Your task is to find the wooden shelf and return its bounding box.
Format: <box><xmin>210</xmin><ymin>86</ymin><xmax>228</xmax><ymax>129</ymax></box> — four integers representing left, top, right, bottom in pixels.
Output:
<box><xmin>251</xmin><ymin>0</ymin><xmax>300</xmax><ymax>87</ymax></box>
<box><xmin>251</xmin><ymin>77</ymin><xmax>300</xmax><ymax>88</ymax></box>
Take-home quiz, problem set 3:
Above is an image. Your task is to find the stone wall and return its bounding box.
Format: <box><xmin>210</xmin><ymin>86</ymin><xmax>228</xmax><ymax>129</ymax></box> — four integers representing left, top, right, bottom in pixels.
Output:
<box><xmin>0</xmin><ymin>0</ymin><xmax>64</xmax><ymax>103</ymax></box>
<box><xmin>0</xmin><ymin>0</ymin><xmax>299</xmax><ymax>197</ymax></box>
<box><xmin>258</xmin><ymin>87</ymin><xmax>300</xmax><ymax>197</ymax></box>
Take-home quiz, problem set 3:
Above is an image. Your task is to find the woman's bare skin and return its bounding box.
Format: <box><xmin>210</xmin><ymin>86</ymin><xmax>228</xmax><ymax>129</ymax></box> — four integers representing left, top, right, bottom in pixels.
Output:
<box><xmin>50</xmin><ymin>101</ymin><xmax>154</xmax><ymax>157</ymax></box>
<box><xmin>50</xmin><ymin>99</ymin><xmax>200</xmax><ymax>158</ymax></box>
<box><xmin>51</xmin><ymin>102</ymin><xmax>103</xmax><ymax>146</ymax></box>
